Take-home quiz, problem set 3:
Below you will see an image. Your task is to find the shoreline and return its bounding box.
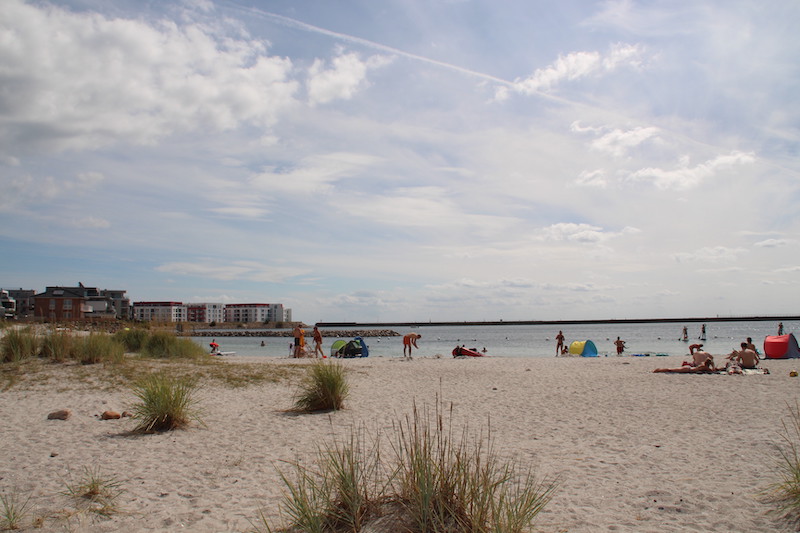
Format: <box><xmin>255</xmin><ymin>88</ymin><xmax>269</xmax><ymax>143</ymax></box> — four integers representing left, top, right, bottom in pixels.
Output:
<box><xmin>317</xmin><ymin>315</ymin><xmax>800</xmax><ymax>328</ymax></box>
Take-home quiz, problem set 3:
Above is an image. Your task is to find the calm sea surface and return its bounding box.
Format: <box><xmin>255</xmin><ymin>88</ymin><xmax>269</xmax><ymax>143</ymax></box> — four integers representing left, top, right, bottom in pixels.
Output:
<box><xmin>192</xmin><ymin>320</ymin><xmax>797</xmax><ymax>359</ymax></box>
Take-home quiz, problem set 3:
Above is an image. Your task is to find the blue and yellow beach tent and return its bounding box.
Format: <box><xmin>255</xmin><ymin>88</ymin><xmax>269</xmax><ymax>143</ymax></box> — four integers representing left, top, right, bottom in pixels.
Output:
<box><xmin>569</xmin><ymin>340</ymin><xmax>598</xmax><ymax>357</ymax></box>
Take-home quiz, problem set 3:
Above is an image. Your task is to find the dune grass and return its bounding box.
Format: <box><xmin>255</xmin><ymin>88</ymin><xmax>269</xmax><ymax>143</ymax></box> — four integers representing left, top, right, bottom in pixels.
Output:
<box><xmin>62</xmin><ymin>465</ymin><xmax>124</xmax><ymax>516</ymax></box>
<box><xmin>293</xmin><ymin>360</ymin><xmax>350</xmax><ymax>413</ymax></box>
<box><xmin>113</xmin><ymin>327</ymin><xmax>150</xmax><ymax>352</ymax></box>
<box><xmin>130</xmin><ymin>372</ymin><xmax>202</xmax><ymax>432</ymax></box>
<box><xmin>72</xmin><ymin>333</ymin><xmax>125</xmax><ymax>365</ymax></box>
<box><xmin>392</xmin><ymin>401</ymin><xmax>557</xmax><ymax>533</ymax></box>
<box><xmin>0</xmin><ymin>328</ymin><xmax>39</xmax><ymax>363</ymax></box>
<box><xmin>40</xmin><ymin>330</ymin><xmax>74</xmax><ymax>363</ymax></box>
<box><xmin>262</xmin><ymin>400</ymin><xmax>557</xmax><ymax>533</ymax></box>
<box><xmin>141</xmin><ymin>331</ymin><xmax>207</xmax><ymax>359</ymax></box>
<box><xmin>0</xmin><ymin>488</ymin><xmax>32</xmax><ymax>530</ymax></box>
<box><xmin>767</xmin><ymin>400</ymin><xmax>800</xmax><ymax>524</ymax></box>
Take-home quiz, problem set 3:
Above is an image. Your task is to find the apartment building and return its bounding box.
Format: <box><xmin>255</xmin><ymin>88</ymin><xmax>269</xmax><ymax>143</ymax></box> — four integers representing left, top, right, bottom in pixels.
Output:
<box><xmin>33</xmin><ymin>285</ymin><xmax>124</xmax><ymax>321</ymax></box>
<box><xmin>224</xmin><ymin>303</ymin><xmax>284</xmax><ymax>323</ymax></box>
<box><xmin>133</xmin><ymin>301</ymin><xmax>187</xmax><ymax>322</ymax></box>
<box><xmin>186</xmin><ymin>303</ymin><xmax>225</xmax><ymax>323</ymax></box>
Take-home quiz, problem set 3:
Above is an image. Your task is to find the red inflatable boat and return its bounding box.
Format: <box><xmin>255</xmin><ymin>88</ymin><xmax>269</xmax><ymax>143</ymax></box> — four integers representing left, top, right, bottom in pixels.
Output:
<box><xmin>453</xmin><ymin>346</ymin><xmax>484</xmax><ymax>357</ymax></box>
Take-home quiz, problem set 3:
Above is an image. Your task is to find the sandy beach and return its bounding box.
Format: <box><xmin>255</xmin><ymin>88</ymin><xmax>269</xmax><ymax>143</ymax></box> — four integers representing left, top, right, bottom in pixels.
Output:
<box><xmin>1</xmin><ymin>353</ymin><xmax>798</xmax><ymax>532</ymax></box>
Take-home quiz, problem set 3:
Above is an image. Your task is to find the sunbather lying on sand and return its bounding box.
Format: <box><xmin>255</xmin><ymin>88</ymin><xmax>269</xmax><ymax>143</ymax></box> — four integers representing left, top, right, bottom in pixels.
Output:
<box><xmin>654</xmin><ymin>357</ymin><xmax>720</xmax><ymax>373</ymax></box>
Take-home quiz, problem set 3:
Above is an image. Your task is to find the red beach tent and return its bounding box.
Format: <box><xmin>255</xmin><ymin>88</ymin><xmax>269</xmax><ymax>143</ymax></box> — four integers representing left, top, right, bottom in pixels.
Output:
<box><xmin>764</xmin><ymin>334</ymin><xmax>800</xmax><ymax>359</ymax></box>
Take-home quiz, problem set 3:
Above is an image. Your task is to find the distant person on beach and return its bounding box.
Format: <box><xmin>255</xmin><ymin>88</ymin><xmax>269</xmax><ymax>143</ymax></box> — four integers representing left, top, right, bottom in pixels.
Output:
<box><xmin>691</xmin><ymin>349</ymin><xmax>714</xmax><ymax>367</ymax></box>
<box><xmin>614</xmin><ymin>337</ymin><xmax>626</xmax><ymax>355</ymax></box>
<box><xmin>555</xmin><ymin>331</ymin><xmax>565</xmax><ymax>356</ymax></box>
<box><xmin>681</xmin><ymin>326</ymin><xmax>688</xmax><ymax>341</ymax></box>
<box><xmin>313</xmin><ymin>326</ymin><xmax>324</xmax><ymax>358</ymax></box>
<box><xmin>700</xmin><ymin>324</ymin><xmax>706</xmax><ymax>339</ymax></box>
<box><xmin>727</xmin><ymin>342</ymin><xmax>759</xmax><ymax>369</ymax></box>
<box><xmin>745</xmin><ymin>337</ymin><xmax>758</xmax><ymax>354</ymax></box>
<box><xmin>403</xmin><ymin>332</ymin><xmax>421</xmax><ymax>359</ymax></box>
<box><xmin>293</xmin><ymin>325</ymin><xmax>305</xmax><ymax>358</ymax></box>
<box><xmin>779</xmin><ymin>322</ymin><xmax>784</xmax><ymax>335</ymax></box>
<box><xmin>654</xmin><ymin>357</ymin><xmax>719</xmax><ymax>373</ymax></box>
<box><xmin>689</xmin><ymin>343</ymin><xmax>703</xmax><ymax>355</ymax></box>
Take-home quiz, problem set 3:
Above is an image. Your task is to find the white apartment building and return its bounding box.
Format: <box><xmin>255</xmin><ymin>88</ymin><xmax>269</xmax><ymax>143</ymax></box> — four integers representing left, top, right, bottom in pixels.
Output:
<box><xmin>133</xmin><ymin>302</ymin><xmax>187</xmax><ymax>322</ymax></box>
<box><xmin>186</xmin><ymin>302</ymin><xmax>225</xmax><ymax>323</ymax></box>
<box><xmin>224</xmin><ymin>303</ymin><xmax>284</xmax><ymax>323</ymax></box>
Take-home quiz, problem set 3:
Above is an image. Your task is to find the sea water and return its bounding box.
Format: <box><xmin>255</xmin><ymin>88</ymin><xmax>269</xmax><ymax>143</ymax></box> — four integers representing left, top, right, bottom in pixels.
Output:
<box><xmin>192</xmin><ymin>320</ymin><xmax>796</xmax><ymax>359</ymax></box>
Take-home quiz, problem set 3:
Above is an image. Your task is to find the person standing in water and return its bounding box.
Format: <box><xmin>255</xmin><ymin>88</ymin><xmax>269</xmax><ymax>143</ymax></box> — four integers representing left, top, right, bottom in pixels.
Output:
<box><xmin>555</xmin><ymin>330</ymin><xmax>565</xmax><ymax>356</ymax></box>
<box><xmin>312</xmin><ymin>326</ymin><xmax>325</xmax><ymax>358</ymax></box>
<box><xmin>779</xmin><ymin>322</ymin><xmax>785</xmax><ymax>335</ymax></box>
<box><xmin>614</xmin><ymin>336</ymin><xmax>626</xmax><ymax>355</ymax></box>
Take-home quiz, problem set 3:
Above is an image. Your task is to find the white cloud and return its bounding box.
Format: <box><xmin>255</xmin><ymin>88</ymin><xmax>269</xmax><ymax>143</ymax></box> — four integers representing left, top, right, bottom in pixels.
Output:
<box><xmin>590</xmin><ymin>126</ymin><xmax>660</xmax><ymax>158</ymax></box>
<box><xmin>628</xmin><ymin>151</ymin><xmax>756</xmax><ymax>190</ymax></box>
<box><xmin>0</xmin><ymin>0</ymin><xmax>298</xmax><ymax>156</ymax></box>
<box><xmin>531</xmin><ymin>224</ymin><xmax>641</xmax><ymax>246</ymax></box>
<box><xmin>536</xmin><ymin>223</ymin><xmax>608</xmax><ymax>243</ymax></box>
<box><xmin>673</xmin><ymin>246</ymin><xmax>748</xmax><ymax>263</ymax></box>
<box><xmin>251</xmin><ymin>152</ymin><xmax>384</xmax><ymax>194</ymax></box>
<box><xmin>575</xmin><ymin>169</ymin><xmax>608</xmax><ymax>188</ymax></box>
<box><xmin>307</xmin><ymin>51</ymin><xmax>392</xmax><ymax>105</ymax></box>
<box><xmin>511</xmin><ymin>43</ymin><xmax>645</xmax><ymax>94</ymax></box>
<box><xmin>71</xmin><ymin>217</ymin><xmax>111</xmax><ymax>229</ymax></box>
<box><xmin>156</xmin><ymin>260</ymin><xmax>307</xmax><ymax>282</ymax></box>
<box><xmin>754</xmin><ymin>238</ymin><xmax>791</xmax><ymax>248</ymax></box>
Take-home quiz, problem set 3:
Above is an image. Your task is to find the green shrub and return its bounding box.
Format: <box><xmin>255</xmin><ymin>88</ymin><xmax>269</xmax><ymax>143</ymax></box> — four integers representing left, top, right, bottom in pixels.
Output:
<box><xmin>130</xmin><ymin>372</ymin><xmax>202</xmax><ymax>432</ymax></box>
<box><xmin>72</xmin><ymin>334</ymin><xmax>125</xmax><ymax>365</ymax></box>
<box><xmin>0</xmin><ymin>329</ymin><xmax>39</xmax><ymax>363</ymax></box>
<box><xmin>113</xmin><ymin>328</ymin><xmax>150</xmax><ymax>352</ymax></box>
<box><xmin>293</xmin><ymin>360</ymin><xmax>349</xmax><ymax>412</ymax></box>
<box><xmin>141</xmin><ymin>331</ymin><xmax>206</xmax><ymax>359</ymax></box>
<box><xmin>40</xmin><ymin>330</ymin><xmax>75</xmax><ymax>363</ymax></box>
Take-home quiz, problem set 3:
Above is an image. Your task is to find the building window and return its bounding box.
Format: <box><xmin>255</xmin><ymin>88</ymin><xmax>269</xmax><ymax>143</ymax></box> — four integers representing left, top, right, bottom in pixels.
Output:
<box><xmin>64</xmin><ymin>300</ymin><xmax>72</xmax><ymax>310</ymax></box>
<box><xmin>49</xmin><ymin>299</ymin><xmax>56</xmax><ymax>310</ymax></box>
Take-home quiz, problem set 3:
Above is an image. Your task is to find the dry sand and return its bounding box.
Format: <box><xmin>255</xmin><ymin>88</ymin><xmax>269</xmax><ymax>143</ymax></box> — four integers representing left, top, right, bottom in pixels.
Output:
<box><xmin>1</xmin><ymin>354</ymin><xmax>799</xmax><ymax>532</ymax></box>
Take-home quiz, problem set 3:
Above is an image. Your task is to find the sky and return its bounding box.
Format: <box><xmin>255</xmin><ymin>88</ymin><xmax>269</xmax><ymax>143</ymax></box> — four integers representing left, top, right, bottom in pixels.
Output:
<box><xmin>1</xmin><ymin>0</ymin><xmax>799</xmax><ymax>323</ymax></box>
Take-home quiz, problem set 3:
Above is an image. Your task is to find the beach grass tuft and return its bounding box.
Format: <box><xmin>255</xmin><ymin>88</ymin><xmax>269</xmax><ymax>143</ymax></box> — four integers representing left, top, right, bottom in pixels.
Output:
<box><xmin>0</xmin><ymin>328</ymin><xmax>39</xmax><ymax>363</ymax></box>
<box><xmin>392</xmin><ymin>400</ymin><xmax>557</xmax><ymax>533</ymax></box>
<box><xmin>40</xmin><ymin>330</ymin><xmax>74</xmax><ymax>363</ymax></box>
<box><xmin>0</xmin><ymin>488</ymin><xmax>32</xmax><ymax>530</ymax></box>
<box><xmin>130</xmin><ymin>372</ymin><xmax>202</xmax><ymax>432</ymax></box>
<box><xmin>767</xmin><ymin>400</ymin><xmax>800</xmax><ymax>523</ymax></box>
<box><xmin>63</xmin><ymin>465</ymin><xmax>124</xmax><ymax>516</ymax></box>
<box><xmin>141</xmin><ymin>331</ymin><xmax>206</xmax><ymax>359</ymax></box>
<box><xmin>293</xmin><ymin>360</ymin><xmax>349</xmax><ymax>412</ymax></box>
<box><xmin>264</xmin><ymin>399</ymin><xmax>557</xmax><ymax>533</ymax></box>
<box><xmin>113</xmin><ymin>327</ymin><xmax>150</xmax><ymax>352</ymax></box>
<box><xmin>72</xmin><ymin>333</ymin><xmax>125</xmax><ymax>365</ymax></box>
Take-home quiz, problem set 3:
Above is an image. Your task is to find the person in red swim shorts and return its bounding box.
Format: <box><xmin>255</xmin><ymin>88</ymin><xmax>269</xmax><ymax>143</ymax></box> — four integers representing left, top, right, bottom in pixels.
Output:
<box><xmin>402</xmin><ymin>332</ymin><xmax>421</xmax><ymax>360</ymax></box>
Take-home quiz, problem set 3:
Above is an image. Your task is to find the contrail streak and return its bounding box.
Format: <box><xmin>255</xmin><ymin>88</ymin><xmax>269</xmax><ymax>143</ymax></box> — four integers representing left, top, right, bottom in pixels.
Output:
<box><xmin>219</xmin><ymin>1</ymin><xmax>514</xmax><ymax>87</ymax></box>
